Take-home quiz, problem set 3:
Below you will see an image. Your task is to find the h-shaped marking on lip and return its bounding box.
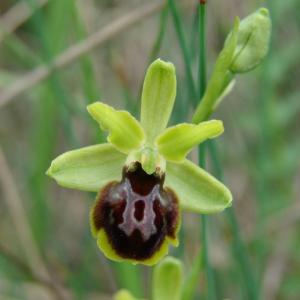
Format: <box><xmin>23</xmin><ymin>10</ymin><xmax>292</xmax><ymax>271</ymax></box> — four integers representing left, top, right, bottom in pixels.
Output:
<box><xmin>118</xmin><ymin>178</ymin><xmax>161</xmax><ymax>241</ymax></box>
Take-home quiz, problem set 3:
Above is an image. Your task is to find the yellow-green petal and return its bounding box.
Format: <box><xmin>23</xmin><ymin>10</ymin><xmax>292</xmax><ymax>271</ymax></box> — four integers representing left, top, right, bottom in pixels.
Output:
<box><xmin>87</xmin><ymin>102</ymin><xmax>145</xmax><ymax>154</ymax></box>
<box><xmin>166</xmin><ymin>160</ymin><xmax>232</xmax><ymax>213</ymax></box>
<box><xmin>156</xmin><ymin>120</ymin><xmax>224</xmax><ymax>162</ymax></box>
<box><xmin>46</xmin><ymin>144</ymin><xmax>125</xmax><ymax>192</ymax></box>
<box><xmin>153</xmin><ymin>257</ymin><xmax>183</xmax><ymax>300</ymax></box>
<box><xmin>140</xmin><ymin>59</ymin><xmax>177</xmax><ymax>143</ymax></box>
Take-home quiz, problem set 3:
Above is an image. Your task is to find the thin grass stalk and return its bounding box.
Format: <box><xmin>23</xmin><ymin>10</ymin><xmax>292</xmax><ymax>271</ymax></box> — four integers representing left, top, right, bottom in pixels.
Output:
<box><xmin>171</xmin><ymin>1</ymin><xmax>216</xmax><ymax>298</ymax></box>
<box><xmin>0</xmin><ymin>2</ymin><xmax>164</xmax><ymax>108</ymax></box>
<box><xmin>254</xmin><ymin>0</ymin><xmax>277</xmax><ymax>294</ymax></box>
<box><xmin>149</xmin><ymin>6</ymin><xmax>169</xmax><ymax>62</ymax></box>
<box><xmin>198</xmin><ymin>2</ymin><xmax>207</xmax><ymax>99</ymax></box>
<box><xmin>168</xmin><ymin>0</ymin><xmax>197</xmax><ymax>102</ymax></box>
<box><xmin>208</xmin><ymin>140</ymin><xmax>258</xmax><ymax>300</ymax></box>
<box><xmin>197</xmin><ymin>2</ymin><xmax>216</xmax><ymax>300</ymax></box>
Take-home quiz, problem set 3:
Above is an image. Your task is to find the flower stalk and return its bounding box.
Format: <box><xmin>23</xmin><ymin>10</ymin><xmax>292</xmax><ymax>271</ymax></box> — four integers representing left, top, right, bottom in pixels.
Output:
<box><xmin>197</xmin><ymin>2</ymin><xmax>217</xmax><ymax>299</ymax></box>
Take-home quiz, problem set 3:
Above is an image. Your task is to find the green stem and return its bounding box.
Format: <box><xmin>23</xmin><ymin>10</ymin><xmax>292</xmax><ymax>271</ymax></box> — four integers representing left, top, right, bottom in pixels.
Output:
<box><xmin>198</xmin><ymin>3</ymin><xmax>216</xmax><ymax>300</ymax></box>
<box><xmin>208</xmin><ymin>140</ymin><xmax>258</xmax><ymax>300</ymax></box>
<box><xmin>198</xmin><ymin>2</ymin><xmax>207</xmax><ymax>99</ymax></box>
<box><xmin>168</xmin><ymin>0</ymin><xmax>197</xmax><ymax>102</ymax></box>
<box><xmin>149</xmin><ymin>6</ymin><xmax>169</xmax><ymax>62</ymax></box>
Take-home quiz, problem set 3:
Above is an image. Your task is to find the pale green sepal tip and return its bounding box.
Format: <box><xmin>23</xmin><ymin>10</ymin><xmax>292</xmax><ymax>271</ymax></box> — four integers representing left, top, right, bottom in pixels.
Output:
<box><xmin>230</xmin><ymin>8</ymin><xmax>271</xmax><ymax>73</ymax></box>
<box><xmin>156</xmin><ymin>120</ymin><xmax>224</xmax><ymax>162</ymax></box>
<box><xmin>166</xmin><ymin>160</ymin><xmax>232</xmax><ymax>214</ymax></box>
<box><xmin>153</xmin><ymin>256</ymin><xmax>183</xmax><ymax>300</ymax></box>
<box><xmin>141</xmin><ymin>58</ymin><xmax>176</xmax><ymax>143</ymax></box>
<box><xmin>46</xmin><ymin>144</ymin><xmax>125</xmax><ymax>192</ymax></box>
<box><xmin>114</xmin><ymin>290</ymin><xmax>142</xmax><ymax>300</ymax></box>
<box><xmin>87</xmin><ymin>102</ymin><xmax>145</xmax><ymax>154</ymax></box>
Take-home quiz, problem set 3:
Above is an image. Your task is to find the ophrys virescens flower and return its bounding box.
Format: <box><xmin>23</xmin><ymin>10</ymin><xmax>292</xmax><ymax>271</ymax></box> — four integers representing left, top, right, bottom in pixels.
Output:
<box><xmin>47</xmin><ymin>59</ymin><xmax>232</xmax><ymax>265</ymax></box>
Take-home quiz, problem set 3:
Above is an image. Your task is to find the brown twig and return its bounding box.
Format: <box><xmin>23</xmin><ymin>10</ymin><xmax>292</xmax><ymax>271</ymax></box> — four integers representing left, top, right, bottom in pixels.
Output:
<box><xmin>0</xmin><ymin>243</ymin><xmax>32</xmax><ymax>275</ymax></box>
<box><xmin>0</xmin><ymin>1</ymin><xmax>164</xmax><ymax>109</ymax></box>
<box><xmin>0</xmin><ymin>146</ymin><xmax>68</xmax><ymax>300</ymax></box>
<box><xmin>0</xmin><ymin>0</ymin><xmax>48</xmax><ymax>44</ymax></box>
<box><xmin>0</xmin><ymin>243</ymin><xmax>66</xmax><ymax>295</ymax></box>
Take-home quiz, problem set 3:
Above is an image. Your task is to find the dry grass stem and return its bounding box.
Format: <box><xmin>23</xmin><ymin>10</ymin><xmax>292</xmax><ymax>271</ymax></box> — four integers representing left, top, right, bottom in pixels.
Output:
<box><xmin>0</xmin><ymin>1</ymin><xmax>164</xmax><ymax>109</ymax></box>
<box><xmin>0</xmin><ymin>0</ymin><xmax>48</xmax><ymax>44</ymax></box>
<box><xmin>0</xmin><ymin>146</ymin><xmax>69</xmax><ymax>300</ymax></box>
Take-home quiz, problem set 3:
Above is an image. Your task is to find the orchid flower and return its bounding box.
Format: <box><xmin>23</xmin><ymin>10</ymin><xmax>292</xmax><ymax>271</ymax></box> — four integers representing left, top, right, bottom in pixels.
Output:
<box><xmin>47</xmin><ymin>59</ymin><xmax>232</xmax><ymax>266</ymax></box>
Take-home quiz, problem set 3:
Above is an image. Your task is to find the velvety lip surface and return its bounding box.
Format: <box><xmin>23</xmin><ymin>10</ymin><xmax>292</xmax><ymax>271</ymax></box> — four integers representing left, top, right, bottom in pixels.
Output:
<box><xmin>92</xmin><ymin>163</ymin><xmax>179</xmax><ymax>260</ymax></box>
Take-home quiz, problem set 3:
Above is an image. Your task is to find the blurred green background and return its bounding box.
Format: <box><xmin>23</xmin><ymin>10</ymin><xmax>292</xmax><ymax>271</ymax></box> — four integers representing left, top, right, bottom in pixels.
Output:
<box><xmin>0</xmin><ymin>0</ymin><xmax>299</xmax><ymax>299</ymax></box>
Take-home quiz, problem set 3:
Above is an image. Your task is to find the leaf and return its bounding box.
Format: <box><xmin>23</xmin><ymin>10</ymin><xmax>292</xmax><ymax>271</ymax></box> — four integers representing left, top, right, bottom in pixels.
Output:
<box><xmin>156</xmin><ymin>120</ymin><xmax>224</xmax><ymax>162</ymax></box>
<box><xmin>166</xmin><ymin>160</ymin><xmax>232</xmax><ymax>213</ymax></box>
<box><xmin>87</xmin><ymin>102</ymin><xmax>145</xmax><ymax>154</ymax></box>
<box><xmin>46</xmin><ymin>143</ymin><xmax>126</xmax><ymax>192</ymax></box>
<box><xmin>152</xmin><ymin>257</ymin><xmax>183</xmax><ymax>300</ymax></box>
<box><xmin>140</xmin><ymin>59</ymin><xmax>177</xmax><ymax>143</ymax></box>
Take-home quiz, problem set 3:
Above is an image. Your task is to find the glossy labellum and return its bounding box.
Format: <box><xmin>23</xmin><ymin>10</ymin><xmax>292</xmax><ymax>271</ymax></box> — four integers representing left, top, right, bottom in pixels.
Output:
<box><xmin>91</xmin><ymin>162</ymin><xmax>180</xmax><ymax>264</ymax></box>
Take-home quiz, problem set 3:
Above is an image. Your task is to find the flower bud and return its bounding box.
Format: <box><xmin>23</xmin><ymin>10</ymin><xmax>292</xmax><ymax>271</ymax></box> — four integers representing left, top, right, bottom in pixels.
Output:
<box><xmin>114</xmin><ymin>290</ymin><xmax>138</xmax><ymax>300</ymax></box>
<box><xmin>230</xmin><ymin>8</ymin><xmax>271</xmax><ymax>73</ymax></box>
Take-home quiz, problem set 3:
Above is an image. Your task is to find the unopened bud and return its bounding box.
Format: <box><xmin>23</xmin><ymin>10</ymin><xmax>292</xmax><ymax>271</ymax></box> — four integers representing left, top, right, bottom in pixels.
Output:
<box><xmin>230</xmin><ymin>8</ymin><xmax>271</xmax><ymax>73</ymax></box>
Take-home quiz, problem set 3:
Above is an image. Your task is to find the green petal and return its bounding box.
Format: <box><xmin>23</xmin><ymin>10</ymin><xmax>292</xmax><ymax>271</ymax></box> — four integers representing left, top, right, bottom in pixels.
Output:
<box><xmin>140</xmin><ymin>59</ymin><xmax>176</xmax><ymax>143</ymax></box>
<box><xmin>192</xmin><ymin>18</ymin><xmax>239</xmax><ymax>123</ymax></box>
<box><xmin>166</xmin><ymin>160</ymin><xmax>232</xmax><ymax>213</ymax></box>
<box><xmin>153</xmin><ymin>257</ymin><xmax>183</xmax><ymax>300</ymax></box>
<box><xmin>46</xmin><ymin>144</ymin><xmax>125</xmax><ymax>192</ymax></box>
<box><xmin>87</xmin><ymin>102</ymin><xmax>145</xmax><ymax>154</ymax></box>
<box><xmin>156</xmin><ymin>120</ymin><xmax>224</xmax><ymax>162</ymax></box>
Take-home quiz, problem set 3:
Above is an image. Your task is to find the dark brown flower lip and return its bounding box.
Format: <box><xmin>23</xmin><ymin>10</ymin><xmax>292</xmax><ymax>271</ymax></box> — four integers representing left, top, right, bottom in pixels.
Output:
<box><xmin>91</xmin><ymin>162</ymin><xmax>179</xmax><ymax>261</ymax></box>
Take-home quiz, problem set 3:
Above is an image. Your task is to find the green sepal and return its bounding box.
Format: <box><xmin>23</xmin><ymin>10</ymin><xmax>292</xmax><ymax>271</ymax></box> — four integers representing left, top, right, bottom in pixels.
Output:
<box><xmin>140</xmin><ymin>59</ymin><xmax>177</xmax><ymax>143</ymax></box>
<box><xmin>230</xmin><ymin>8</ymin><xmax>271</xmax><ymax>73</ymax></box>
<box><xmin>46</xmin><ymin>144</ymin><xmax>125</xmax><ymax>192</ymax></box>
<box><xmin>166</xmin><ymin>160</ymin><xmax>232</xmax><ymax>213</ymax></box>
<box><xmin>192</xmin><ymin>18</ymin><xmax>239</xmax><ymax>123</ymax></box>
<box><xmin>156</xmin><ymin>120</ymin><xmax>224</xmax><ymax>162</ymax></box>
<box><xmin>87</xmin><ymin>102</ymin><xmax>145</xmax><ymax>154</ymax></box>
<box><xmin>153</xmin><ymin>256</ymin><xmax>183</xmax><ymax>300</ymax></box>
